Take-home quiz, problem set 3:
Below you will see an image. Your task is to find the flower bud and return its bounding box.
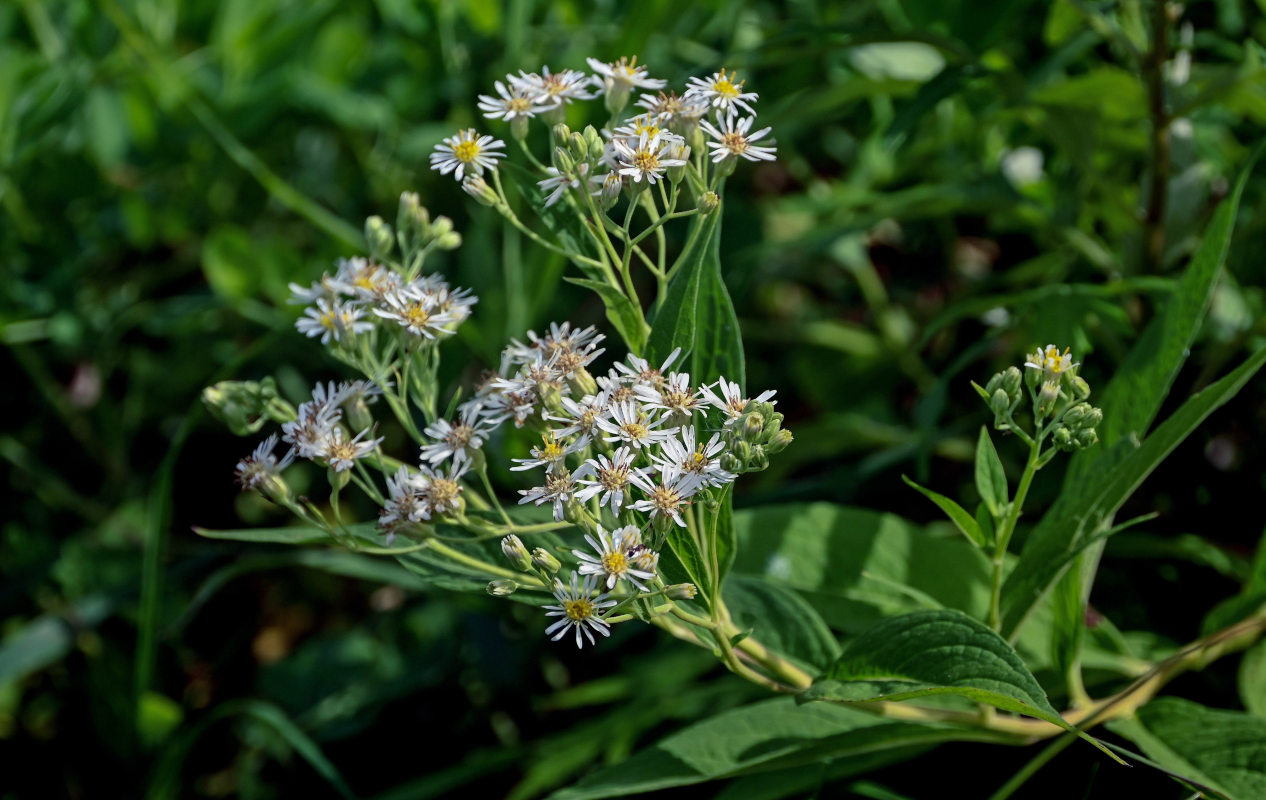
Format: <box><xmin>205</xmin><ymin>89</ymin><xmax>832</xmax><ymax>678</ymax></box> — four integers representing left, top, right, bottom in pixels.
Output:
<box><xmin>430</xmin><ymin>215</ymin><xmax>453</xmax><ymax>238</ymax></box>
<box><xmin>551</xmin><ymin>122</ymin><xmax>572</xmax><ymax>142</ymax></box>
<box><xmin>501</xmin><ymin>535</ymin><xmax>532</xmax><ymax>571</ymax></box>
<box><xmin>487</xmin><ymin>579</ymin><xmax>518</xmax><ymax>597</ymax></box>
<box><xmin>761</xmin><ymin>413</ymin><xmax>783</xmax><ymax>441</ymax></box>
<box><xmin>719</xmin><ymin>452</ymin><xmax>744</xmax><ymax>473</ymax></box>
<box><xmin>462</xmin><ymin>174</ymin><xmax>500</xmax><ymax>207</ymax></box>
<box><xmin>1071</xmin><ymin>375</ymin><xmax>1091</xmax><ymax>401</ymax></box>
<box><xmin>203</xmin><ymin>378</ymin><xmax>281</xmax><ymax>436</ymax></box>
<box><xmin>985</xmin><ymin>372</ymin><xmax>1004</xmax><ymax>395</ymax></box>
<box><xmin>531</xmin><ymin>547</ymin><xmax>562</xmax><ymax>574</ymax></box>
<box><xmin>715</xmin><ymin>155</ymin><xmax>738</xmax><ymax>178</ymax></box>
<box><xmin>1001</xmin><ymin>367</ymin><xmax>1023</xmax><ymax>397</ymax></box>
<box><xmin>749</xmin><ymin>445</ymin><xmax>769</xmax><ymax>471</ymax></box>
<box><xmin>600</xmin><ymin>172</ymin><xmax>623</xmax><ymax>210</ymax></box>
<box><xmin>667</xmin><ymin>583</ymin><xmax>697</xmax><ymax>600</ymax></box>
<box><xmin>699</xmin><ymin>191</ymin><xmax>720</xmax><ymax>214</ymax></box>
<box><xmin>435</xmin><ymin>231</ymin><xmax>463</xmax><ymax>250</ymax></box>
<box><xmin>1082</xmin><ymin>407</ymin><xmax>1103</xmax><ymax>430</ymax></box>
<box><xmin>733</xmin><ymin>440</ymin><xmax>753</xmax><ymax>464</ymax></box>
<box><xmin>570</xmin><ymin>131</ymin><xmax>589</xmax><ymax>159</ymax></box>
<box><xmin>1052</xmin><ymin>425</ymin><xmax>1074</xmax><ymax>452</ymax></box>
<box><xmin>666</xmin><ymin>142</ymin><xmax>690</xmax><ymax>184</ymax></box>
<box><xmin>510</xmin><ymin>115</ymin><xmax>530</xmax><ymax>141</ymax></box>
<box><xmin>583</xmin><ymin>125</ymin><xmax>603</xmax><ymax>155</ymax></box>
<box><xmin>345</xmin><ymin>397</ymin><xmax>374</xmax><ymax>434</ymax></box>
<box><xmin>1063</xmin><ymin>402</ymin><xmax>1090</xmax><ymax>429</ymax></box>
<box><xmin>742</xmin><ymin>412</ymin><xmax>765</xmax><ymax>442</ymax></box>
<box><xmin>397</xmin><ymin>191</ymin><xmax>429</xmax><ymax>249</ymax></box>
<box><xmin>1075</xmin><ymin>428</ymin><xmax>1099</xmax><ymax>449</ymax></box>
<box><xmin>1024</xmin><ymin>364</ymin><xmax>1042</xmax><ymax>389</ymax></box>
<box><xmin>552</xmin><ymin>146</ymin><xmax>574</xmax><ymax>173</ymax></box>
<box><xmin>765</xmin><ymin>428</ymin><xmax>794</xmax><ymax>454</ymax></box>
<box><xmin>990</xmin><ymin>388</ymin><xmax>1011</xmax><ymax>416</ymax></box>
<box><xmin>1035</xmin><ymin>380</ymin><xmax>1060</xmax><ymax>419</ymax></box>
<box><xmin>364</xmin><ymin>215</ymin><xmax>394</xmax><ymax>260</ymax></box>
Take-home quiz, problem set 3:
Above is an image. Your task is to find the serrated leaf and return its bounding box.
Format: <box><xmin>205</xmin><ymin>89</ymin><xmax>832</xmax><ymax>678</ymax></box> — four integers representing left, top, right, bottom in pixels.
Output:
<box><xmin>1001</xmin><ymin>347</ymin><xmax>1266</xmax><ymax>639</ymax></box>
<box><xmin>901</xmin><ymin>475</ymin><xmax>986</xmax><ymax>548</ymax></box>
<box><xmin>804</xmin><ymin>610</ymin><xmax>1121</xmax><ymax>761</ymax></box>
<box><xmin>974</xmin><ymin>427</ymin><xmax>1008</xmax><ymax>518</ymax></box>
<box><xmin>1107</xmin><ymin>698</ymin><xmax>1266</xmax><ymax>800</ymax></box>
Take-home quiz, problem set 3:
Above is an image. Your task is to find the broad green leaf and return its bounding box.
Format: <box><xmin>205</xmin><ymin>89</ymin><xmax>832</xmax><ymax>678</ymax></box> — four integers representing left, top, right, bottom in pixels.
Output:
<box><xmin>547</xmin><ymin>697</ymin><xmax>1008</xmax><ymax>799</ymax></box>
<box><xmin>974</xmin><ymin>426</ymin><xmax>1008</xmax><ymax>518</ymax></box>
<box><xmin>664</xmin><ymin>523</ymin><xmax>713</xmax><ymax>602</ymax></box>
<box><xmin>1000</xmin><ymin>346</ymin><xmax>1266</xmax><ymax>639</ymax></box>
<box><xmin>1107</xmin><ymin>698</ymin><xmax>1266</xmax><ymax>800</ymax></box>
<box><xmin>1240</xmin><ymin>640</ymin><xmax>1266</xmax><ymax>717</ymax></box>
<box><xmin>645</xmin><ymin>210</ymin><xmax>717</xmax><ymax>369</ymax></box>
<box><xmin>723</xmin><ymin>575</ymin><xmax>841</xmax><ymax>672</ymax></box>
<box><xmin>901</xmin><ymin>475</ymin><xmax>986</xmax><ymax>548</ymax></box>
<box><xmin>803</xmin><ymin>609</ymin><xmax>1120</xmax><ymax>760</ymax></box>
<box><xmin>563</xmin><ymin>276</ymin><xmax>646</xmax><ymax>355</ymax></box>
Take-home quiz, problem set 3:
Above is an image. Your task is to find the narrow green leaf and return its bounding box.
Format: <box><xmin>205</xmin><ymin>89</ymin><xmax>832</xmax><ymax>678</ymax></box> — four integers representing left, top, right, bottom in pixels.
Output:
<box><xmin>645</xmin><ymin>211</ymin><xmax>716</xmax><ymax>369</ymax></box>
<box><xmin>804</xmin><ymin>609</ymin><xmax>1121</xmax><ymax>762</ymax></box>
<box><xmin>1239</xmin><ymin>640</ymin><xmax>1266</xmax><ymax>717</ymax></box>
<box><xmin>974</xmin><ymin>427</ymin><xmax>1008</xmax><ymax>518</ymax></box>
<box><xmin>901</xmin><ymin>475</ymin><xmax>986</xmax><ymax>548</ymax></box>
<box><xmin>974</xmin><ymin>503</ymin><xmax>995</xmax><ymax>548</ymax></box>
<box><xmin>193</xmin><ymin>524</ymin><xmax>339</xmax><ymax>545</ymax></box>
<box><xmin>664</xmin><ymin>524</ymin><xmax>712</xmax><ymax>601</ymax></box>
<box><xmin>1001</xmin><ymin>347</ymin><xmax>1266</xmax><ymax>639</ymax></box>
<box><xmin>563</xmin><ymin>276</ymin><xmax>646</xmax><ymax>355</ymax></box>
<box><xmin>1107</xmin><ymin>698</ymin><xmax>1266</xmax><ymax>800</ymax></box>
<box><xmin>723</xmin><ymin>575</ymin><xmax>841</xmax><ymax>671</ymax></box>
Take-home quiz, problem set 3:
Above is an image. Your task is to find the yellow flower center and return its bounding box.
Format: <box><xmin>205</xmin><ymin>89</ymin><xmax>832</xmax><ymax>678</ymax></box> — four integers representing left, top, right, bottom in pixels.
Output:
<box><xmin>721</xmin><ymin>132</ymin><xmax>748</xmax><ymax>153</ymax></box>
<box><xmin>539</xmin><ymin>438</ymin><xmax>565</xmax><ymax>460</ymax></box>
<box><xmin>453</xmin><ymin>140</ymin><xmax>481</xmax><ymax>163</ymax></box>
<box><xmin>426</xmin><ymin>478</ymin><xmax>460</xmax><ymax>508</ymax></box>
<box><xmin>507</xmin><ymin>97</ymin><xmax>532</xmax><ymax>112</ymax></box>
<box><xmin>687</xmin><ymin>447</ymin><xmax>708</xmax><ymax>472</ymax></box>
<box><xmin>621</xmin><ymin>422</ymin><xmax>649</xmax><ymax>440</ymax></box>
<box><xmin>601</xmin><ymin>551</ymin><xmax>628</xmax><ymax>574</ymax></box>
<box><xmin>563</xmin><ymin>598</ymin><xmax>594</xmax><ymax>621</ymax></box>
<box><xmin>320</xmin><ymin>312</ymin><xmax>338</xmax><ymax>330</ymax></box>
<box><xmin>632</xmin><ymin>149</ymin><xmax>660</xmax><ymax>173</ymax></box>
<box><xmin>599</xmin><ymin>465</ymin><xmax>629</xmax><ymax>490</ymax></box>
<box><xmin>402</xmin><ymin>304</ymin><xmax>431</xmax><ymax>328</ymax></box>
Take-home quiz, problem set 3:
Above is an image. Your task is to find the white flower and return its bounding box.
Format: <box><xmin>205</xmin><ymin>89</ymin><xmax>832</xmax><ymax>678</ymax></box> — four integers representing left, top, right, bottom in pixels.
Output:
<box><xmin>700</xmin><ymin>114</ymin><xmax>777</xmax><ymax>163</ymax></box>
<box><xmin>611</xmin><ymin>131</ymin><xmax>688</xmax><ymax>185</ymax></box>
<box><xmin>518</xmin><ymin>469</ymin><xmax>578</xmax><ymax>522</ymax></box>
<box><xmin>573</xmin><ymin>525</ymin><xmax>656</xmax><ymax>591</ymax></box>
<box><xmin>629</xmin><ymin>463</ymin><xmax>703</xmax><ymax>527</ymax></box>
<box><xmin>429</xmin><ymin>129</ymin><xmax>506</xmax><ymax>182</ymax></box>
<box><xmin>332</xmin><ymin>256</ymin><xmax>401</xmax><ymax>301</ymax></box>
<box><xmin>510</xmin><ymin>66</ymin><xmax>594</xmax><ymax>105</ymax></box>
<box><xmin>1024</xmin><ymin>345</ymin><xmax>1080</xmax><ymax>379</ymax></box>
<box><xmin>587</xmin><ymin>56</ymin><xmax>666</xmax><ymax>93</ymax></box>
<box><xmin>537</xmin><ymin>162</ymin><xmax>600</xmax><ymax>208</ymax></box>
<box><xmin>611</xmin><ymin>113</ymin><xmax>683</xmax><ymax>147</ymax></box>
<box><xmin>379</xmin><ymin>465</ymin><xmax>423</xmax><ymax>538</ymax></box>
<box><xmin>478</xmin><ymin>79</ymin><xmax>549</xmax><ymax>120</ymax></box>
<box><xmin>316</xmin><ymin>426</ymin><xmax>383</xmax><ymax>472</ymax></box>
<box><xmin>296</xmin><ymin>298</ymin><xmax>373</xmax><ymax>345</ymax></box>
<box><xmin>700</xmin><ymin>376</ymin><xmax>776</xmax><ymax>425</ymax></box>
<box><xmin>595</xmin><ymin>400</ymin><xmax>671</xmax><ymax>450</ymax></box>
<box><xmin>634</xmin><ymin>371</ymin><xmax>704</xmax><ymax>419</ymax></box>
<box><xmin>409</xmin><ymin>460</ymin><xmax>469</xmax><ymax>520</ymax></box>
<box><xmin>420</xmin><ymin>404</ymin><xmax>491</xmax><ymax>466</ymax></box>
<box><xmin>287</xmin><ymin>274</ymin><xmax>340</xmax><ymax>305</ymax></box>
<box><xmin>543</xmin><ymin>572</ymin><xmax>616</xmax><ymax>648</ymax></box>
<box><xmin>574</xmin><ymin>446</ymin><xmax>644</xmax><ymax>514</ymax></box>
<box><xmin>510</xmin><ymin>431</ymin><xmax>587</xmax><ymax>473</ymax></box>
<box><xmin>653</xmin><ymin>427</ymin><xmax>735</xmax><ymax>489</ymax></box>
<box><xmin>685</xmin><ymin>68</ymin><xmax>758</xmax><ymax>119</ymax></box>
<box><xmin>546</xmin><ymin>394</ymin><xmax>609</xmax><ymax>439</ymax></box>
<box><xmin>613</xmin><ymin>347</ymin><xmax>681</xmax><ymax>389</ymax></box>
<box><xmin>282</xmin><ymin>394</ymin><xmax>343</xmax><ymax>459</ymax></box>
<box><xmin>339</xmin><ymin>379</ymin><xmax>384</xmax><ymax>407</ymax></box>
<box><xmin>636</xmin><ymin>91</ymin><xmax>708</xmax><ymax>131</ymax></box>
<box><xmin>235</xmin><ymin>434</ymin><xmax>295</xmax><ymax>491</ymax></box>
<box><xmin>596</xmin><ymin>370</ymin><xmax>639</xmax><ymax>405</ymax></box>
<box><xmin>373</xmin><ymin>287</ymin><xmax>458</xmax><ymax>339</ymax></box>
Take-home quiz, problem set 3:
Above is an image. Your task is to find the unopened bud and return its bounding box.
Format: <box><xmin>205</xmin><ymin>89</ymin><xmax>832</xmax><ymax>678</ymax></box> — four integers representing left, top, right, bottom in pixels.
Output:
<box><xmin>345</xmin><ymin>398</ymin><xmax>373</xmax><ymax>433</ymax></box>
<box><xmin>719</xmin><ymin>453</ymin><xmax>743</xmax><ymax>473</ymax></box>
<box><xmin>1075</xmin><ymin>428</ymin><xmax>1099</xmax><ymax>449</ymax></box>
<box><xmin>553</xmin><ymin>147</ymin><xmax>574</xmax><ymax>173</ymax></box>
<box><xmin>985</xmin><ymin>372</ymin><xmax>1005</xmax><ymax>395</ymax></box>
<box><xmin>990</xmin><ymin>388</ymin><xmax>1011</xmax><ymax>416</ymax></box>
<box><xmin>733</xmin><ymin>440</ymin><xmax>753</xmax><ymax>464</ymax></box>
<box><xmin>742</xmin><ymin>413</ymin><xmax>765</xmax><ymax>442</ymax></box>
<box><xmin>1036</xmin><ymin>380</ymin><xmax>1060</xmax><ymax>418</ymax></box>
<box><xmin>1001</xmin><ymin>367</ymin><xmax>1023</xmax><ymax>397</ymax></box>
<box><xmin>1063</xmin><ymin>402</ymin><xmax>1091</xmax><ymax>429</ymax></box>
<box><xmin>570</xmin><ymin>131</ymin><xmax>589</xmax><ymax>158</ymax></box>
<box><xmin>1052</xmin><ymin>426</ymin><xmax>1074</xmax><ymax>452</ymax></box>
<box><xmin>583</xmin><ymin>125</ymin><xmax>603</xmax><ymax>155</ymax></box>
<box><xmin>1024</xmin><ymin>364</ymin><xmax>1042</xmax><ymax>389</ymax></box>
<box><xmin>203</xmin><ymin>378</ymin><xmax>283</xmax><ymax>436</ymax></box>
<box><xmin>667</xmin><ymin>583</ymin><xmax>697</xmax><ymax>600</ymax></box>
<box><xmin>365</xmin><ymin>215</ymin><xmax>394</xmax><ymax>260</ymax></box>
<box><xmin>765</xmin><ymin>428</ymin><xmax>793</xmax><ymax>454</ymax></box>
<box><xmin>1082</xmin><ymin>407</ymin><xmax>1103</xmax><ymax>429</ymax></box>
<box><xmin>531</xmin><ymin>547</ymin><xmax>562</xmax><ymax>574</ymax></box>
<box><xmin>603</xmin><ymin>81</ymin><xmax>630</xmax><ymax>115</ymax></box>
<box><xmin>430</xmin><ymin>215</ymin><xmax>454</xmax><ymax>238</ymax></box>
<box><xmin>552</xmin><ymin>123</ymin><xmax>572</xmax><ymax>142</ymax></box>
<box><xmin>501</xmin><ymin>535</ymin><xmax>532</xmax><ymax>571</ymax></box>
<box><xmin>749</xmin><ymin>445</ymin><xmax>769</xmax><ymax>471</ymax></box>
<box><xmin>1071</xmin><ymin>376</ymin><xmax>1091</xmax><ymax>401</ymax></box>
<box><xmin>761</xmin><ymin>413</ymin><xmax>783</xmax><ymax>441</ymax></box>
<box><xmin>397</xmin><ymin>191</ymin><xmax>429</xmax><ymax>246</ymax></box>
<box><xmin>462</xmin><ymin>174</ymin><xmax>499</xmax><ymax>207</ymax></box>
<box><xmin>600</xmin><ymin>172</ymin><xmax>623</xmax><ymax>209</ymax></box>
<box><xmin>487</xmin><ymin>579</ymin><xmax>518</xmax><ymax>597</ymax></box>
<box><xmin>435</xmin><ymin>231</ymin><xmax>462</xmax><ymax>250</ymax></box>
<box><xmin>699</xmin><ymin>191</ymin><xmax>720</xmax><ymax>214</ymax></box>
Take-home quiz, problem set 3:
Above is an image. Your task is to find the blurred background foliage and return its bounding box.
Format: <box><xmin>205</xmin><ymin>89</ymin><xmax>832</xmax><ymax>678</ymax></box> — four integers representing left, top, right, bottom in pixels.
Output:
<box><xmin>3</xmin><ymin>0</ymin><xmax>1266</xmax><ymax>797</ymax></box>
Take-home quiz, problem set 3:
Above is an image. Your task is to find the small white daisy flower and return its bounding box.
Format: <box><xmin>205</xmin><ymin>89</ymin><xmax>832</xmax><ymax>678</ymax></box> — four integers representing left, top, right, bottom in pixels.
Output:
<box><xmin>420</xmin><ymin>404</ymin><xmax>491</xmax><ymax>466</ymax></box>
<box><xmin>296</xmin><ymin>298</ymin><xmax>373</xmax><ymax>345</ymax></box>
<box><xmin>373</xmin><ymin>288</ymin><xmax>457</xmax><ymax>339</ymax></box>
<box><xmin>379</xmin><ymin>465</ymin><xmax>423</xmax><ymax>540</ymax></box>
<box><xmin>543</xmin><ymin>572</ymin><xmax>616</xmax><ymax>648</ymax></box>
<box><xmin>634</xmin><ymin>371</ymin><xmax>704</xmax><ymax>419</ymax></box>
<box><xmin>653</xmin><ymin>427</ymin><xmax>735</xmax><ymax>489</ymax></box>
<box><xmin>518</xmin><ymin>468</ymin><xmax>578</xmax><ymax>522</ymax></box>
<box><xmin>546</xmin><ymin>393</ymin><xmax>609</xmax><ymax>440</ymax></box>
<box><xmin>573</xmin><ymin>524</ymin><xmax>656</xmax><ymax>591</ymax></box>
<box><xmin>429</xmin><ymin>129</ymin><xmax>506</xmax><ymax>182</ymax></box>
<box><xmin>574</xmin><ymin>446</ymin><xmax>644</xmax><ymax>514</ymax></box>
<box><xmin>537</xmin><ymin>162</ymin><xmax>601</xmax><ymax>208</ymax></box>
<box><xmin>287</xmin><ymin>274</ymin><xmax>340</xmax><ymax>305</ymax></box>
<box><xmin>685</xmin><ymin>68</ymin><xmax>759</xmax><ymax>119</ymax></box>
<box><xmin>409</xmin><ymin>460</ymin><xmax>470</xmax><ymax>520</ymax></box>
<box><xmin>629</xmin><ymin>464</ymin><xmax>703</xmax><ymax>528</ymax></box>
<box><xmin>510</xmin><ymin>431</ymin><xmax>587</xmax><ymax>473</ymax></box>
<box><xmin>282</xmin><ymin>396</ymin><xmax>343</xmax><ymax>459</ymax></box>
<box><xmin>614</xmin><ymin>347</ymin><xmax>682</xmax><ymax>390</ymax></box>
<box><xmin>596</xmin><ymin>370</ymin><xmax>639</xmax><ymax>405</ymax></box>
<box><xmin>701</xmin><ymin>376</ymin><xmax>777</xmax><ymax>426</ymax></box>
<box><xmin>478</xmin><ymin>79</ymin><xmax>549</xmax><ymax>121</ymax></box>
<box><xmin>587</xmin><ymin>56</ymin><xmax>667</xmax><ymax>93</ymax></box>
<box><xmin>317</xmin><ymin>427</ymin><xmax>383</xmax><ymax>472</ymax></box>
<box><xmin>1024</xmin><ymin>345</ymin><xmax>1080</xmax><ymax>379</ymax></box>
<box><xmin>595</xmin><ymin>401</ymin><xmax>671</xmax><ymax>449</ymax></box>
<box><xmin>635</xmin><ymin>91</ymin><xmax>708</xmax><ymax>132</ymax></box>
<box><xmin>700</xmin><ymin>114</ymin><xmax>777</xmax><ymax>163</ymax></box>
<box><xmin>332</xmin><ymin>256</ymin><xmax>401</xmax><ymax>302</ymax></box>
<box><xmin>611</xmin><ymin>113</ymin><xmax>683</xmax><ymax>147</ymax></box>
<box><xmin>611</xmin><ymin>131</ymin><xmax>688</xmax><ymax>185</ymax></box>
<box><xmin>235</xmin><ymin>434</ymin><xmax>295</xmax><ymax>491</ymax></box>
<box><xmin>511</xmin><ymin>66</ymin><xmax>594</xmax><ymax>106</ymax></box>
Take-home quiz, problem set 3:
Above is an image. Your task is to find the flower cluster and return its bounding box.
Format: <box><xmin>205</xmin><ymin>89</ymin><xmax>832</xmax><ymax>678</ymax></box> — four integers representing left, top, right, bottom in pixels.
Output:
<box><xmin>980</xmin><ymin>344</ymin><xmax>1102</xmax><ymax>454</ymax></box>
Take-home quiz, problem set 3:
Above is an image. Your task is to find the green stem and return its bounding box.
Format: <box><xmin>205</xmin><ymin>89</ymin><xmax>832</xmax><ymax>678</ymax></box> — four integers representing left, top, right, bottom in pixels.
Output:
<box><xmin>989</xmin><ymin>436</ymin><xmax>1042</xmax><ymax>631</ymax></box>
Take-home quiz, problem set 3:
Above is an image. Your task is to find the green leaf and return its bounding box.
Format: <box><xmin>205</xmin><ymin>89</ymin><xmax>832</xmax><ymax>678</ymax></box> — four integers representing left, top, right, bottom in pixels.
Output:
<box><xmin>645</xmin><ymin>209</ymin><xmax>744</xmax><ymax>388</ymax></box>
<box><xmin>803</xmin><ymin>609</ymin><xmax>1121</xmax><ymax>761</ymax></box>
<box><xmin>901</xmin><ymin>475</ymin><xmax>986</xmax><ymax>548</ymax></box>
<box><xmin>1240</xmin><ymin>640</ymin><xmax>1266</xmax><ymax>717</ymax></box>
<box><xmin>563</xmin><ymin>276</ymin><xmax>646</xmax><ymax>355</ymax></box>
<box><xmin>193</xmin><ymin>522</ymin><xmax>369</xmax><ymax>545</ymax></box>
<box><xmin>1107</xmin><ymin>698</ymin><xmax>1266</xmax><ymax>800</ymax></box>
<box><xmin>547</xmin><ymin>696</ymin><xmax>1007</xmax><ymax>800</ymax></box>
<box><xmin>1000</xmin><ymin>346</ymin><xmax>1266</xmax><ymax>639</ymax></box>
<box><xmin>664</xmin><ymin>523</ymin><xmax>713</xmax><ymax>601</ymax></box>
<box><xmin>723</xmin><ymin>575</ymin><xmax>841</xmax><ymax>672</ymax></box>
<box><xmin>974</xmin><ymin>426</ymin><xmax>1008</xmax><ymax>518</ymax></box>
